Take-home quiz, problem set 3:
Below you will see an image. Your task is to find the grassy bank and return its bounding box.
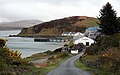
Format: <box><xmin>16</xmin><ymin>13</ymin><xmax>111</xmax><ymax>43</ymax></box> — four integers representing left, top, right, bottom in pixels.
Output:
<box><xmin>0</xmin><ymin>38</ymin><xmax>74</xmax><ymax>75</ymax></box>
<box><xmin>75</xmin><ymin>59</ymin><xmax>120</xmax><ymax>75</ymax></box>
<box><xmin>75</xmin><ymin>59</ymin><xmax>91</xmax><ymax>71</ymax></box>
<box><xmin>23</xmin><ymin>51</ymin><xmax>74</xmax><ymax>75</ymax></box>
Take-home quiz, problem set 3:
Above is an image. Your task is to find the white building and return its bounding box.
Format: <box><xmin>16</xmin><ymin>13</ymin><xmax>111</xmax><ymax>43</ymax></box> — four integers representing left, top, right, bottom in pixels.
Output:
<box><xmin>71</xmin><ymin>49</ymin><xmax>78</xmax><ymax>54</ymax></box>
<box><xmin>73</xmin><ymin>36</ymin><xmax>95</xmax><ymax>46</ymax></box>
<box><xmin>84</xmin><ymin>26</ymin><xmax>101</xmax><ymax>39</ymax></box>
<box><xmin>62</xmin><ymin>32</ymin><xmax>70</xmax><ymax>36</ymax></box>
<box><xmin>73</xmin><ymin>32</ymin><xmax>84</xmax><ymax>40</ymax></box>
<box><xmin>74</xmin><ymin>32</ymin><xmax>84</xmax><ymax>36</ymax></box>
<box><xmin>69</xmin><ymin>32</ymin><xmax>76</xmax><ymax>36</ymax></box>
<box><xmin>62</xmin><ymin>32</ymin><xmax>76</xmax><ymax>36</ymax></box>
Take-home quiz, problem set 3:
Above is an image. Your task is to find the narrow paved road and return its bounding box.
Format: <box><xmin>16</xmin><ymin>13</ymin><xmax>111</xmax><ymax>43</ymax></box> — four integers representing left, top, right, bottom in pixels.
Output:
<box><xmin>47</xmin><ymin>52</ymin><xmax>91</xmax><ymax>75</ymax></box>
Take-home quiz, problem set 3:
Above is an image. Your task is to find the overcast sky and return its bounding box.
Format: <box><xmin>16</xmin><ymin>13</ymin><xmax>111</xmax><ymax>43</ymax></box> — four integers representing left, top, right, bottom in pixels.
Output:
<box><xmin>0</xmin><ymin>0</ymin><xmax>120</xmax><ymax>22</ymax></box>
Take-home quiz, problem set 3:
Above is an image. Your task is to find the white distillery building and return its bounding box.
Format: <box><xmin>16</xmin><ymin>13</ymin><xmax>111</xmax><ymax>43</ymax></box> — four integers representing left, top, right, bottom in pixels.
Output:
<box><xmin>73</xmin><ymin>32</ymin><xmax>84</xmax><ymax>40</ymax></box>
<box><xmin>62</xmin><ymin>32</ymin><xmax>76</xmax><ymax>36</ymax></box>
<box><xmin>84</xmin><ymin>26</ymin><xmax>101</xmax><ymax>39</ymax></box>
<box><xmin>73</xmin><ymin>36</ymin><xmax>95</xmax><ymax>46</ymax></box>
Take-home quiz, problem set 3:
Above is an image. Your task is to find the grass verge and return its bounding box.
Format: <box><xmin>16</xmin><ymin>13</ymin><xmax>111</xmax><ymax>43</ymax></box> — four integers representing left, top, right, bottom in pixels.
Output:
<box><xmin>75</xmin><ymin>59</ymin><xmax>91</xmax><ymax>71</ymax></box>
<box><xmin>75</xmin><ymin>59</ymin><xmax>120</xmax><ymax>75</ymax></box>
<box><xmin>22</xmin><ymin>52</ymin><xmax>74</xmax><ymax>75</ymax></box>
<box><xmin>42</xmin><ymin>53</ymin><xmax>74</xmax><ymax>75</ymax></box>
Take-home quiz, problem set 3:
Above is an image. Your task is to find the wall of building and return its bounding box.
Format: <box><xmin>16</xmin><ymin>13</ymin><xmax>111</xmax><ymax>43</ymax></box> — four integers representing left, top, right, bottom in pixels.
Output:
<box><xmin>74</xmin><ymin>37</ymin><xmax>95</xmax><ymax>46</ymax></box>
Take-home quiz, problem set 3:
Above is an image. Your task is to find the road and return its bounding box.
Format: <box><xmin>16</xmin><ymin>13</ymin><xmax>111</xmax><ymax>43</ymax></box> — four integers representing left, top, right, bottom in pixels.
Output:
<box><xmin>47</xmin><ymin>52</ymin><xmax>91</xmax><ymax>75</ymax></box>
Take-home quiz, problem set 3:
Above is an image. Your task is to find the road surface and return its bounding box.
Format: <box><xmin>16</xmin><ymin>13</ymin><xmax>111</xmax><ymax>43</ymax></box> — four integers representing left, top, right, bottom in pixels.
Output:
<box><xmin>47</xmin><ymin>52</ymin><xmax>91</xmax><ymax>75</ymax></box>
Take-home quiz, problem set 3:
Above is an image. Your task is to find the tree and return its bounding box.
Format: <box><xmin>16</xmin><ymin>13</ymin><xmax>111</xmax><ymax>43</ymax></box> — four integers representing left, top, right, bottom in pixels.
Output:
<box><xmin>98</xmin><ymin>2</ymin><xmax>120</xmax><ymax>35</ymax></box>
<box><xmin>117</xmin><ymin>17</ymin><xmax>120</xmax><ymax>31</ymax></box>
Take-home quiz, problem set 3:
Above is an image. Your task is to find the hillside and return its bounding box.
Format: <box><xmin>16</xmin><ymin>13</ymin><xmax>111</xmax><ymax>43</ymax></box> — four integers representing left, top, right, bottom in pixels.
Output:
<box><xmin>18</xmin><ymin>16</ymin><xmax>99</xmax><ymax>36</ymax></box>
<box><xmin>0</xmin><ymin>20</ymin><xmax>43</xmax><ymax>30</ymax></box>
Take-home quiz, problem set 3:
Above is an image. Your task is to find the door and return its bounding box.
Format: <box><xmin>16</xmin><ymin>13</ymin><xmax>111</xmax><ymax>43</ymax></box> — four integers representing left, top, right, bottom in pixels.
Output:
<box><xmin>86</xmin><ymin>42</ymin><xmax>89</xmax><ymax>46</ymax></box>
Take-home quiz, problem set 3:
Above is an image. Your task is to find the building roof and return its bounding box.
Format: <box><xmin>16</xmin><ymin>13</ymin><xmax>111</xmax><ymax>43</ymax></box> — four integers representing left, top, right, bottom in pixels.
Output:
<box><xmin>74</xmin><ymin>32</ymin><xmax>84</xmax><ymax>36</ymax></box>
<box><xmin>74</xmin><ymin>36</ymin><xmax>95</xmax><ymax>45</ymax></box>
<box><xmin>73</xmin><ymin>32</ymin><xmax>84</xmax><ymax>40</ymax></box>
<box><xmin>86</xmin><ymin>26</ymin><xmax>100</xmax><ymax>31</ymax></box>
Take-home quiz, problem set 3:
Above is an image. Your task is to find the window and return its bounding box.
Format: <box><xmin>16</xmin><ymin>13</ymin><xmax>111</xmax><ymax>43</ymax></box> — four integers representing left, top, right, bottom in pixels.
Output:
<box><xmin>90</xmin><ymin>34</ymin><xmax>94</xmax><ymax>36</ymax></box>
<box><xmin>86</xmin><ymin>42</ymin><xmax>89</xmax><ymax>46</ymax></box>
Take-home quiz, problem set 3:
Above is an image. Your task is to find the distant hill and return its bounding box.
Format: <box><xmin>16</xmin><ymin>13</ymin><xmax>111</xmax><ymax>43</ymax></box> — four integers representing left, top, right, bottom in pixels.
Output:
<box><xmin>18</xmin><ymin>16</ymin><xmax>99</xmax><ymax>36</ymax></box>
<box><xmin>0</xmin><ymin>20</ymin><xmax>43</xmax><ymax>30</ymax></box>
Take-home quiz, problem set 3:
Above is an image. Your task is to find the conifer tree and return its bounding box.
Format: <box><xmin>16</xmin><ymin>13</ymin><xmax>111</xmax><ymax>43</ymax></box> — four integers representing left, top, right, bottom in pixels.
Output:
<box><xmin>98</xmin><ymin>2</ymin><xmax>119</xmax><ymax>35</ymax></box>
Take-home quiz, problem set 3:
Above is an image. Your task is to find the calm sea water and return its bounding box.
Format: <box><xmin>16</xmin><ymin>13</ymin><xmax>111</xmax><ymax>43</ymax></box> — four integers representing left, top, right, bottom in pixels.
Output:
<box><xmin>0</xmin><ymin>30</ymin><xmax>62</xmax><ymax>58</ymax></box>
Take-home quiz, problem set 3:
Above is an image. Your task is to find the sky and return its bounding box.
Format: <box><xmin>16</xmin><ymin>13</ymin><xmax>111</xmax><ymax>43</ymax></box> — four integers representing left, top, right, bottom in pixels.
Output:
<box><xmin>0</xmin><ymin>0</ymin><xmax>120</xmax><ymax>22</ymax></box>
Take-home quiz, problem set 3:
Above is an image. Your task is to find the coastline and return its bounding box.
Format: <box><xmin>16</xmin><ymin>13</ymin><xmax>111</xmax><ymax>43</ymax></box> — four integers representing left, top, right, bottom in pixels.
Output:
<box><xmin>9</xmin><ymin>34</ymin><xmax>70</xmax><ymax>38</ymax></box>
<box><xmin>7</xmin><ymin>35</ymin><xmax>64</xmax><ymax>58</ymax></box>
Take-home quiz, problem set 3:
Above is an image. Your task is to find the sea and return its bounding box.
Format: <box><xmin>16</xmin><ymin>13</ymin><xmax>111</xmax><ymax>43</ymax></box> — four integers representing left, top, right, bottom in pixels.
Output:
<box><xmin>0</xmin><ymin>30</ymin><xmax>62</xmax><ymax>58</ymax></box>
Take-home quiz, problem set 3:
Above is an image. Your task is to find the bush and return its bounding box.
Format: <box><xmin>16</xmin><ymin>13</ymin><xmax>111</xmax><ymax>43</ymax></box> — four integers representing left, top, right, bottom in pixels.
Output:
<box><xmin>0</xmin><ymin>38</ymin><xmax>7</xmax><ymax>47</ymax></box>
<box><xmin>85</xmin><ymin>44</ymin><xmax>99</xmax><ymax>55</ymax></box>
<box><xmin>56</xmin><ymin>52</ymin><xmax>69</xmax><ymax>58</ymax></box>
<box><xmin>0</xmin><ymin>38</ymin><xmax>27</xmax><ymax>74</ymax></box>
<box><xmin>68</xmin><ymin>41</ymin><xmax>74</xmax><ymax>48</ymax></box>
<box><xmin>86</xmin><ymin>35</ymin><xmax>120</xmax><ymax>55</ymax></box>
<box><xmin>99</xmin><ymin>47</ymin><xmax>120</xmax><ymax>71</ymax></box>
<box><xmin>0</xmin><ymin>71</ymin><xmax>17</xmax><ymax>75</ymax></box>
<box><xmin>97</xmin><ymin>35</ymin><xmax>119</xmax><ymax>51</ymax></box>
<box><xmin>48</xmin><ymin>52</ymin><xmax>69</xmax><ymax>62</ymax></box>
<box><xmin>81</xmin><ymin>55</ymin><xmax>100</xmax><ymax>68</ymax></box>
<box><xmin>44</xmin><ymin>50</ymin><xmax>53</xmax><ymax>55</ymax></box>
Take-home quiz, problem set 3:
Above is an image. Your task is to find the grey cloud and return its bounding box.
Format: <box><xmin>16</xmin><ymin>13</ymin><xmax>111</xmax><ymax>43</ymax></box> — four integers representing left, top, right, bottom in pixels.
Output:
<box><xmin>0</xmin><ymin>0</ymin><xmax>119</xmax><ymax>22</ymax></box>
<box><xmin>0</xmin><ymin>0</ymin><xmax>100</xmax><ymax>6</ymax></box>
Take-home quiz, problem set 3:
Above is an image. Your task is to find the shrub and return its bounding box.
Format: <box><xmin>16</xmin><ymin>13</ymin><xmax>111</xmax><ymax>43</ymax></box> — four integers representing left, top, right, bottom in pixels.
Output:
<box><xmin>56</xmin><ymin>52</ymin><xmax>69</xmax><ymax>58</ymax></box>
<box><xmin>0</xmin><ymin>38</ymin><xmax>7</xmax><ymax>47</ymax></box>
<box><xmin>0</xmin><ymin>38</ymin><xmax>23</xmax><ymax>72</ymax></box>
<box><xmin>85</xmin><ymin>35</ymin><xmax>119</xmax><ymax>55</ymax></box>
<box><xmin>48</xmin><ymin>52</ymin><xmax>69</xmax><ymax>62</ymax></box>
<box><xmin>85</xmin><ymin>44</ymin><xmax>99</xmax><ymax>55</ymax></box>
<box><xmin>44</xmin><ymin>50</ymin><xmax>53</xmax><ymax>55</ymax></box>
<box><xmin>99</xmin><ymin>47</ymin><xmax>120</xmax><ymax>71</ymax></box>
<box><xmin>97</xmin><ymin>35</ymin><xmax>119</xmax><ymax>51</ymax></box>
<box><xmin>68</xmin><ymin>41</ymin><xmax>74</xmax><ymax>48</ymax></box>
<box><xmin>0</xmin><ymin>71</ymin><xmax>17</xmax><ymax>75</ymax></box>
